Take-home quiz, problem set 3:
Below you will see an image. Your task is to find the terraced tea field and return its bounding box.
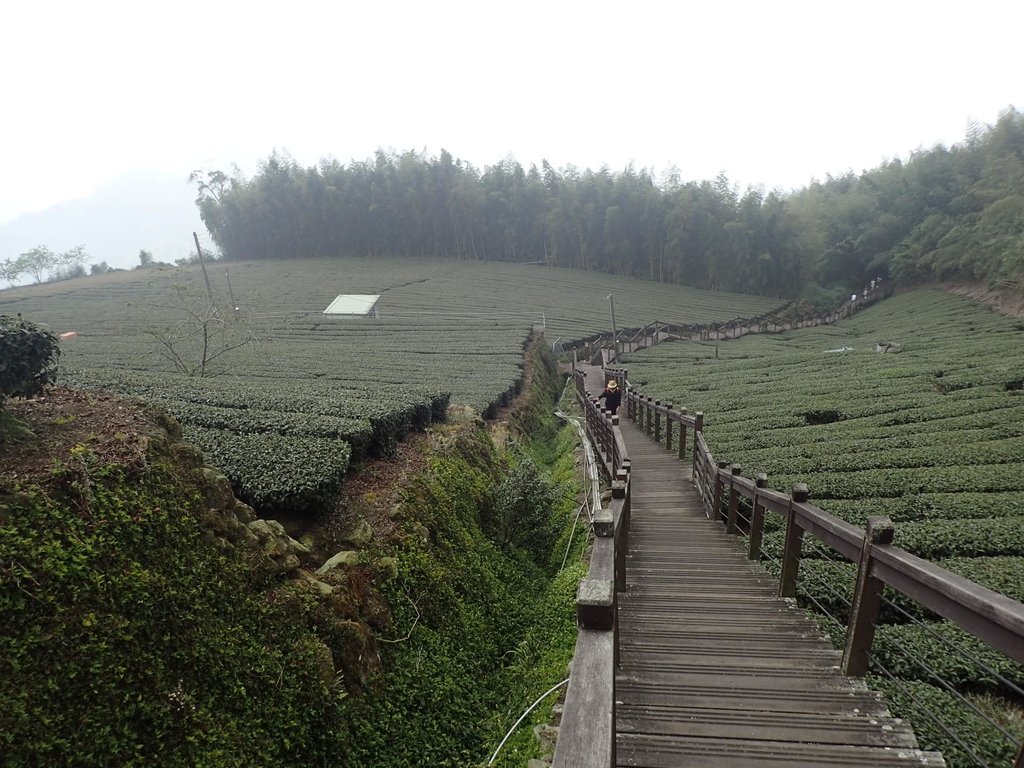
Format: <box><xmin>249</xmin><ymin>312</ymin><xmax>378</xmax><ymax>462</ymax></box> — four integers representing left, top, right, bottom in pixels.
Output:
<box><xmin>621</xmin><ymin>289</ymin><xmax>1024</xmax><ymax>765</ymax></box>
<box><xmin>0</xmin><ymin>257</ymin><xmax>781</xmax><ymax>516</ymax></box>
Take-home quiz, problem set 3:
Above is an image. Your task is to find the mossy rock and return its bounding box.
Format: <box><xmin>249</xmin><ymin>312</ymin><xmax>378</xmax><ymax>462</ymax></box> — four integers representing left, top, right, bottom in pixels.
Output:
<box><xmin>341</xmin><ymin>519</ymin><xmax>373</xmax><ymax>549</ymax></box>
<box><xmin>200</xmin><ymin>467</ymin><xmax>235</xmax><ymax>509</ymax></box>
<box><xmin>318</xmin><ymin>550</ymin><xmax>360</xmax><ymax>575</ymax></box>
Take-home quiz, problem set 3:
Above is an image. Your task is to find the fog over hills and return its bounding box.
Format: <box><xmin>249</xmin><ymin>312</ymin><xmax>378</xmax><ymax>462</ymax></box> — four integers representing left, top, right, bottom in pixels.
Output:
<box><xmin>0</xmin><ymin>171</ymin><xmax>205</xmax><ymax>272</ymax></box>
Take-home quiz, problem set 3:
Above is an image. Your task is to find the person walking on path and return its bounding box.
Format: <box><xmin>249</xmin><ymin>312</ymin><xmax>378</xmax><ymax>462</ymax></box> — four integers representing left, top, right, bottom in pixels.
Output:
<box><xmin>597</xmin><ymin>379</ymin><xmax>622</xmax><ymax>415</ymax></box>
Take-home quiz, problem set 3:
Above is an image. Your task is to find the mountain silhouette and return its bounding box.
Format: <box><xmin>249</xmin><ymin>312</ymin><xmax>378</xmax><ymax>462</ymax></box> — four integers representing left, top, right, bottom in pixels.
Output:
<box><xmin>0</xmin><ymin>171</ymin><xmax>206</xmax><ymax>272</ymax></box>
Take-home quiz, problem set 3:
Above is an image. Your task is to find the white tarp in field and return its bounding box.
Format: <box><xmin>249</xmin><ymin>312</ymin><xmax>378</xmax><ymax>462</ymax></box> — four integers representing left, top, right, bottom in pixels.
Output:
<box><xmin>322</xmin><ymin>294</ymin><xmax>380</xmax><ymax>315</ymax></box>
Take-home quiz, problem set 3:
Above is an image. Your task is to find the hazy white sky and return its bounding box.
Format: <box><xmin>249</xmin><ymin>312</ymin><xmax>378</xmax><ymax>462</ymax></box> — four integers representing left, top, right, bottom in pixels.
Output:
<box><xmin>3</xmin><ymin>0</ymin><xmax>1021</xmax><ymax>224</ymax></box>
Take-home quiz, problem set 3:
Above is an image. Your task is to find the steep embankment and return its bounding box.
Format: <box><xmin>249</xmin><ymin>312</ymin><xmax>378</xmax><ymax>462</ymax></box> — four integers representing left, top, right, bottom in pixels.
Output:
<box><xmin>0</xmin><ymin>390</ymin><xmax>354</xmax><ymax>766</ymax></box>
<box><xmin>947</xmin><ymin>281</ymin><xmax>1024</xmax><ymax>317</ymax></box>
<box><xmin>0</xmin><ymin>339</ymin><xmax>585</xmax><ymax>767</ymax></box>
<box><xmin>335</xmin><ymin>338</ymin><xmax>586</xmax><ymax>767</ymax></box>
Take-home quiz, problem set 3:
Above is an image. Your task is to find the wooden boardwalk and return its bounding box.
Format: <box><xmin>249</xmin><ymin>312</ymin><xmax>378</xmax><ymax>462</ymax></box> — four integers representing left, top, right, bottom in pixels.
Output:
<box><xmin>579</xmin><ymin>366</ymin><xmax>944</xmax><ymax>767</ymax></box>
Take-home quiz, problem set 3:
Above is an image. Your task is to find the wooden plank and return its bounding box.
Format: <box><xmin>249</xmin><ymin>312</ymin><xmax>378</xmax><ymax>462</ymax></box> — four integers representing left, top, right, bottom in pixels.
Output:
<box><xmin>551</xmin><ymin>629</ymin><xmax>614</xmax><ymax>768</ymax></box>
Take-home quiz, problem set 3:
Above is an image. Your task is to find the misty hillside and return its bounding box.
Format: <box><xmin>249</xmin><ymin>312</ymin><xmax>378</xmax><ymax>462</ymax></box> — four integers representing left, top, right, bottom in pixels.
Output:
<box><xmin>0</xmin><ymin>171</ymin><xmax>204</xmax><ymax>272</ymax></box>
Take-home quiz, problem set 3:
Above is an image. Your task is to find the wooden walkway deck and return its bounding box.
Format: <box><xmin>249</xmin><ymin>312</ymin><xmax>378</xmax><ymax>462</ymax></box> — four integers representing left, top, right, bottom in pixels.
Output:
<box><xmin>579</xmin><ymin>366</ymin><xmax>944</xmax><ymax>767</ymax></box>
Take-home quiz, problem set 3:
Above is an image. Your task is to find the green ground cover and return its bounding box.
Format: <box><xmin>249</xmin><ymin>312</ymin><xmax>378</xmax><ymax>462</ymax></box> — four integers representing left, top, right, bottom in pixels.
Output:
<box><xmin>0</xmin><ymin>258</ymin><xmax>780</xmax><ymax>516</ymax></box>
<box><xmin>621</xmin><ymin>288</ymin><xmax>1024</xmax><ymax>764</ymax></box>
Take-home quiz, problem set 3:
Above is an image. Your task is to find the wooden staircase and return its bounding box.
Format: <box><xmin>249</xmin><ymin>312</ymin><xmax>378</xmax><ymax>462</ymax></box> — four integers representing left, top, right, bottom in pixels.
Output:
<box><xmin>579</xmin><ymin>365</ymin><xmax>945</xmax><ymax>767</ymax></box>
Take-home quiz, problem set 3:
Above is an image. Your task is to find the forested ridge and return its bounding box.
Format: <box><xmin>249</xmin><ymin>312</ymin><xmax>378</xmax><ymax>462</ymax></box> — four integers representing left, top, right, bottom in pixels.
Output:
<box><xmin>193</xmin><ymin>108</ymin><xmax>1024</xmax><ymax>299</ymax></box>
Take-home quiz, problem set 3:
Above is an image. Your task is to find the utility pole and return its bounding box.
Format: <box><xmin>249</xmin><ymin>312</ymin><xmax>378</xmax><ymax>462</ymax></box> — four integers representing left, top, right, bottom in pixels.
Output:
<box><xmin>193</xmin><ymin>232</ymin><xmax>215</xmax><ymax>304</ymax></box>
<box><xmin>224</xmin><ymin>267</ymin><xmax>239</xmax><ymax>316</ymax></box>
<box><xmin>607</xmin><ymin>293</ymin><xmax>618</xmax><ymax>358</ymax></box>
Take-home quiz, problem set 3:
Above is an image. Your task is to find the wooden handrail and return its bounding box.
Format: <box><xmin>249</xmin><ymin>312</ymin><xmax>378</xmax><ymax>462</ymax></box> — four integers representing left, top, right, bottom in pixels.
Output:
<box><xmin>871</xmin><ymin>547</ymin><xmax>1024</xmax><ymax>665</ymax></box>
<box><xmin>610</xmin><ymin>367</ymin><xmax>1024</xmax><ymax>680</ymax></box>
<box><xmin>553</xmin><ymin>372</ymin><xmax>633</xmax><ymax>768</ymax></box>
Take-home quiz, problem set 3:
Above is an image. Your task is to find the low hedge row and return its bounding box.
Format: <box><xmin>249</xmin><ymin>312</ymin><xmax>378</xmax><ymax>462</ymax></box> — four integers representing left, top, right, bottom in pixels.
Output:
<box><xmin>873</xmin><ymin>621</ymin><xmax>1024</xmax><ymax>692</ymax></box>
<box><xmin>821</xmin><ymin>492</ymin><xmax>1024</xmax><ymax>523</ymax></box>
<box><xmin>148</xmin><ymin>397</ymin><xmax>375</xmax><ymax>457</ymax></box>
<box><xmin>774</xmin><ymin>463</ymin><xmax>1024</xmax><ymax>500</ymax></box>
<box><xmin>758</xmin><ymin>515</ymin><xmax>1024</xmax><ymax>563</ymax></box>
<box><xmin>870</xmin><ymin>677</ymin><xmax>1023</xmax><ymax>767</ymax></box>
<box><xmin>183</xmin><ymin>426</ymin><xmax>352</xmax><ymax>515</ymax></box>
<box><xmin>728</xmin><ymin>437</ymin><xmax>1024</xmax><ymax>476</ymax></box>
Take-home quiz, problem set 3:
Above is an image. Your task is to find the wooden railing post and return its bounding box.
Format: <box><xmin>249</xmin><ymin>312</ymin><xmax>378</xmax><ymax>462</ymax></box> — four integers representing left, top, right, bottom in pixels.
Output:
<box><xmin>780</xmin><ymin>483</ymin><xmax>809</xmax><ymax>598</ymax></box>
<box><xmin>645</xmin><ymin>397</ymin><xmax>654</xmax><ymax>436</ymax></box>
<box><xmin>678</xmin><ymin>408</ymin><xmax>688</xmax><ymax>461</ymax></box>
<box><xmin>691</xmin><ymin>412</ymin><xmax>704</xmax><ymax>479</ymax></box>
<box><xmin>842</xmin><ymin>516</ymin><xmax>895</xmax><ymax>676</ymax></box>
<box><xmin>577</xmin><ymin>578</ymin><xmax>615</xmax><ymax>630</ymax></box>
<box><xmin>748</xmin><ymin>474</ymin><xmax>768</xmax><ymax>560</ymax></box>
<box><xmin>653</xmin><ymin>401</ymin><xmax>662</xmax><ymax>444</ymax></box>
<box><xmin>610</xmin><ymin>415</ymin><xmax>620</xmax><ymax>470</ymax></box>
<box><xmin>726</xmin><ymin>464</ymin><xmax>742</xmax><ymax>534</ymax></box>
<box><xmin>664</xmin><ymin>404</ymin><xmax>674</xmax><ymax>451</ymax></box>
<box><xmin>601</xmin><ymin>408</ymin><xmax>612</xmax><ymax>463</ymax></box>
<box><xmin>712</xmin><ymin>460</ymin><xmax>729</xmax><ymax>524</ymax></box>
<box><xmin>611</xmin><ymin>480</ymin><xmax>628</xmax><ymax>595</ymax></box>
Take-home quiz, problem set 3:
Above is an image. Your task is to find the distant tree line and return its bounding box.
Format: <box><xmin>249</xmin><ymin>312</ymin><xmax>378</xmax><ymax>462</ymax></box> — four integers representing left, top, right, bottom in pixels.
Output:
<box><xmin>191</xmin><ymin>107</ymin><xmax>1022</xmax><ymax>299</ymax></box>
<box><xmin>1</xmin><ymin>246</ymin><xmax>89</xmax><ymax>286</ymax></box>
<box><xmin>0</xmin><ymin>248</ymin><xmax>212</xmax><ymax>287</ymax></box>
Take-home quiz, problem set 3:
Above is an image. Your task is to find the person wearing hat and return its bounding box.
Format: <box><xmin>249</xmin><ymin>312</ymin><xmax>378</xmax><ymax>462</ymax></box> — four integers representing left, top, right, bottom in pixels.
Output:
<box><xmin>597</xmin><ymin>379</ymin><xmax>622</xmax><ymax>415</ymax></box>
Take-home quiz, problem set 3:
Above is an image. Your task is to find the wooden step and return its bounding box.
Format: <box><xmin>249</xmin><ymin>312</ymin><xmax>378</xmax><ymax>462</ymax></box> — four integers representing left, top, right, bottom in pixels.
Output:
<box><xmin>617</xmin><ymin>732</ymin><xmax>945</xmax><ymax>767</ymax></box>
<box><xmin>616</xmin><ymin>703</ymin><xmax>919</xmax><ymax>747</ymax></box>
<box><xmin>615</xmin><ymin>675</ymin><xmax>886</xmax><ymax>715</ymax></box>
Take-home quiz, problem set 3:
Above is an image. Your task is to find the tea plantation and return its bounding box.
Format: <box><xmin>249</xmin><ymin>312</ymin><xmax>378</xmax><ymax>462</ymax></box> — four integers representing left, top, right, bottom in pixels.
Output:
<box><xmin>620</xmin><ymin>288</ymin><xmax>1024</xmax><ymax>765</ymax></box>
<box><xmin>0</xmin><ymin>258</ymin><xmax>781</xmax><ymax>515</ymax></box>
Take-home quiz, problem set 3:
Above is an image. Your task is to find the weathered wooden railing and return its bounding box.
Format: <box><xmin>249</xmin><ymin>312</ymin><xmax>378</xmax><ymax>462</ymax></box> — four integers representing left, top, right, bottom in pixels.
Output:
<box><xmin>609</xmin><ymin>365</ymin><xmax>1024</xmax><ymax>765</ymax></box>
<box><xmin>607</xmin><ymin>367</ymin><xmax>704</xmax><ymax>469</ymax></box>
<box><xmin>572</xmin><ymin>279</ymin><xmax>893</xmax><ymax>362</ymax></box>
<box><xmin>552</xmin><ymin>371</ymin><xmax>632</xmax><ymax>768</ymax></box>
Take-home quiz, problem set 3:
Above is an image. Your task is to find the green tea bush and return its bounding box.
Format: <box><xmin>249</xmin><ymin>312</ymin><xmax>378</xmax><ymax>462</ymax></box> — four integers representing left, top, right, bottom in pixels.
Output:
<box><xmin>873</xmin><ymin>621</ymin><xmax>1024</xmax><ymax>691</ymax></box>
<box><xmin>0</xmin><ymin>314</ymin><xmax>60</xmax><ymax>405</ymax></box>
<box><xmin>183</xmin><ymin>425</ymin><xmax>352</xmax><ymax>515</ymax></box>
<box><xmin>149</xmin><ymin>397</ymin><xmax>374</xmax><ymax>455</ymax></box>
<box><xmin>938</xmin><ymin>556</ymin><xmax>1024</xmax><ymax>603</ymax></box>
<box><xmin>895</xmin><ymin>517</ymin><xmax>1024</xmax><ymax>559</ymax></box>
<box><xmin>870</xmin><ymin>677</ymin><xmax>1024</xmax><ymax>767</ymax></box>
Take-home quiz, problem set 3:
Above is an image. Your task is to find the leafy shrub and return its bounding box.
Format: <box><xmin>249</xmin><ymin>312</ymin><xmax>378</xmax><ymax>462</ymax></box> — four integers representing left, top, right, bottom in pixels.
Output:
<box><xmin>344</xmin><ymin>431</ymin><xmax>550</xmax><ymax>767</ymax></box>
<box><xmin>0</xmin><ymin>459</ymin><xmax>348</xmax><ymax>767</ymax></box>
<box><xmin>0</xmin><ymin>314</ymin><xmax>60</xmax><ymax>405</ymax></box>
<box><xmin>488</xmin><ymin>455</ymin><xmax>562</xmax><ymax>566</ymax></box>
